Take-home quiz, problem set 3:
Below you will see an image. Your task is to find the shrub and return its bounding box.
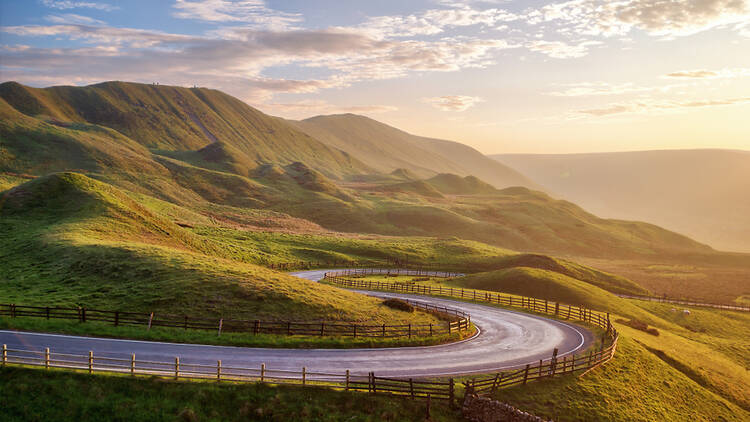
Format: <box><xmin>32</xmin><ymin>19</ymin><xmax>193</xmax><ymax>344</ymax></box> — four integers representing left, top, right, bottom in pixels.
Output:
<box><xmin>616</xmin><ymin>318</ymin><xmax>659</xmax><ymax>336</ymax></box>
<box><xmin>382</xmin><ymin>298</ymin><xmax>414</xmax><ymax>312</ymax></box>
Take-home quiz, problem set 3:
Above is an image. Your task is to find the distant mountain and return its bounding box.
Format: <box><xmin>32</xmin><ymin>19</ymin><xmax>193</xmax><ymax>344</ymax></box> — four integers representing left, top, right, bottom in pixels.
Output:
<box><xmin>291</xmin><ymin>114</ymin><xmax>534</xmax><ymax>189</ymax></box>
<box><xmin>493</xmin><ymin>149</ymin><xmax>750</xmax><ymax>252</ymax></box>
<box><xmin>0</xmin><ymin>81</ymin><xmax>369</xmax><ymax>179</ymax></box>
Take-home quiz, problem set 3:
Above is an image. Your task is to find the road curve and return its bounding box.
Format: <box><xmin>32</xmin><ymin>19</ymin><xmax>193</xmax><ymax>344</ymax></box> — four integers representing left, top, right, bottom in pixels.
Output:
<box><xmin>0</xmin><ymin>270</ymin><xmax>593</xmax><ymax>378</ymax></box>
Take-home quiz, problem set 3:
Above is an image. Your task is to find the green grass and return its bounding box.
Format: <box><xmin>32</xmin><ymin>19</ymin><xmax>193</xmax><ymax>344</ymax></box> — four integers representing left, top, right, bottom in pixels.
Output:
<box><xmin>494</xmin><ymin>337</ymin><xmax>748</xmax><ymax>422</ymax></box>
<box><xmin>0</xmin><ymin>366</ymin><xmax>460</xmax><ymax>422</ymax></box>
<box><xmin>0</xmin><ymin>317</ymin><xmax>470</xmax><ymax>349</ymax></box>
<box><xmin>0</xmin><ymin>173</ymin><xmax>442</xmax><ymax>328</ymax></box>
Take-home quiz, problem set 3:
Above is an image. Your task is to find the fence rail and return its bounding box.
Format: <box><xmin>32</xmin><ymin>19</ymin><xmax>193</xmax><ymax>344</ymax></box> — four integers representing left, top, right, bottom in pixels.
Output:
<box><xmin>323</xmin><ymin>271</ymin><xmax>619</xmax><ymax>397</ymax></box>
<box><xmin>0</xmin><ymin>344</ymin><xmax>455</xmax><ymax>402</ymax></box>
<box><xmin>0</xmin><ymin>299</ymin><xmax>470</xmax><ymax>339</ymax></box>
<box><xmin>267</xmin><ymin>259</ymin><xmax>460</xmax><ymax>275</ymax></box>
<box><xmin>616</xmin><ymin>294</ymin><xmax>750</xmax><ymax>312</ymax></box>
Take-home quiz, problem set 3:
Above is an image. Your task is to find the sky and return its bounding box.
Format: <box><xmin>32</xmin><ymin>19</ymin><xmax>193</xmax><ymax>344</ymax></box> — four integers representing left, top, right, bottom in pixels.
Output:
<box><xmin>1</xmin><ymin>0</ymin><xmax>750</xmax><ymax>154</ymax></box>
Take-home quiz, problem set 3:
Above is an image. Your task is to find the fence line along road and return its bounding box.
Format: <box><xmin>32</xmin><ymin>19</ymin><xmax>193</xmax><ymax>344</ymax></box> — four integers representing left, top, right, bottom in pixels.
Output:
<box><xmin>0</xmin><ymin>299</ymin><xmax>471</xmax><ymax>339</ymax></box>
<box><xmin>322</xmin><ymin>270</ymin><xmax>619</xmax><ymax>396</ymax></box>
<box><xmin>0</xmin><ymin>344</ymin><xmax>456</xmax><ymax>402</ymax></box>
<box><xmin>1</xmin><ymin>267</ymin><xmax>618</xmax><ymax>404</ymax></box>
<box><xmin>616</xmin><ymin>294</ymin><xmax>750</xmax><ymax>312</ymax></box>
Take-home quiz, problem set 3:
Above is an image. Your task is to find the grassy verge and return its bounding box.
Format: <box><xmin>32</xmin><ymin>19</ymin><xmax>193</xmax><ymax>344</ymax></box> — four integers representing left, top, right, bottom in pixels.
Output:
<box><xmin>0</xmin><ymin>317</ymin><xmax>474</xmax><ymax>349</ymax></box>
<box><xmin>0</xmin><ymin>366</ymin><xmax>460</xmax><ymax>422</ymax></box>
<box><xmin>493</xmin><ymin>337</ymin><xmax>748</xmax><ymax>422</ymax></box>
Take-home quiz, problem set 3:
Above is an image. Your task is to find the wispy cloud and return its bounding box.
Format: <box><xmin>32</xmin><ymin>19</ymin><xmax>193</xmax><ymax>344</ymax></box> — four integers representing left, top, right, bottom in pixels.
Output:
<box><xmin>44</xmin><ymin>13</ymin><xmax>105</xmax><ymax>25</ymax></box>
<box><xmin>576</xmin><ymin>97</ymin><xmax>750</xmax><ymax>117</ymax></box>
<box><xmin>41</xmin><ymin>0</ymin><xmax>118</xmax><ymax>12</ymax></box>
<box><xmin>664</xmin><ymin>68</ymin><xmax>750</xmax><ymax>79</ymax></box>
<box><xmin>526</xmin><ymin>40</ymin><xmax>601</xmax><ymax>59</ymax></box>
<box><xmin>529</xmin><ymin>0</ymin><xmax>750</xmax><ymax>38</ymax></box>
<box><xmin>422</xmin><ymin>95</ymin><xmax>484</xmax><ymax>111</ymax></box>
<box><xmin>263</xmin><ymin>100</ymin><xmax>397</xmax><ymax>116</ymax></box>
<box><xmin>172</xmin><ymin>0</ymin><xmax>301</xmax><ymax>30</ymax></box>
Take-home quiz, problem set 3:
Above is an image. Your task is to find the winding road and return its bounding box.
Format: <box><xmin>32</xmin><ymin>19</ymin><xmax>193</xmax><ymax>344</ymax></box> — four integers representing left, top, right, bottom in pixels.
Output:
<box><xmin>0</xmin><ymin>270</ymin><xmax>593</xmax><ymax>378</ymax></box>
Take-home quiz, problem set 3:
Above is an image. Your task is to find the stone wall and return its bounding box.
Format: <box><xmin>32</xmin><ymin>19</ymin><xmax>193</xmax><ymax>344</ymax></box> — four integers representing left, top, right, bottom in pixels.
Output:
<box><xmin>462</xmin><ymin>394</ymin><xmax>552</xmax><ymax>422</ymax></box>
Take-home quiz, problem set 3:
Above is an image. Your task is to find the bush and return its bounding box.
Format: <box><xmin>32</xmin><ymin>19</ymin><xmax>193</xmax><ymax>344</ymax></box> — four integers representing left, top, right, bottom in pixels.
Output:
<box><xmin>382</xmin><ymin>298</ymin><xmax>414</xmax><ymax>312</ymax></box>
<box><xmin>616</xmin><ymin>318</ymin><xmax>659</xmax><ymax>336</ymax></box>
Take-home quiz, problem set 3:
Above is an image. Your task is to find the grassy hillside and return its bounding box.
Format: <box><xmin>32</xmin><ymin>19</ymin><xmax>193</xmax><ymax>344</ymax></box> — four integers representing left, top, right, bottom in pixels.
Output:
<box><xmin>497</xmin><ymin>337</ymin><xmax>747</xmax><ymax>421</ymax></box>
<box><xmin>0</xmin><ymin>81</ymin><xmax>719</xmax><ymax>260</ymax></box>
<box><xmin>0</xmin><ymin>81</ymin><xmax>370</xmax><ymax>179</ymax></box>
<box><xmin>0</xmin><ymin>173</ymin><xmax>440</xmax><ymax>326</ymax></box>
<box><xmin>494</xmin><ymin>150</ymin><xmax>750</xmax><ymax>253</ymax></box>
<box><xmin>293</xmin><ymin>114</ymin><xmax>533</xmax><ymax>188</ymax></box>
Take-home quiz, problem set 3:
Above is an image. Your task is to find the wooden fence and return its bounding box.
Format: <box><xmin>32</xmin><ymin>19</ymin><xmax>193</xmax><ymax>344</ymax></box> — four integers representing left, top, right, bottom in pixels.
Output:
<box><xmin>324</xmin><ymin>270</ymin><xmax>619</xmax><ymax>396</ymax></box>
<box><xmin>0</xmin><ymin>344</ymin><xmax>455</xmax><ymax>402</ymax></box>
<box><xmin>616</xmin><ymin>294</ymin><xmax>750</xmax><ymax>312</ymax></box>
<box><xmin>0</xmin><ymin>299</ymin><xmax>470</xmax><ymax>339</ymax></box>
<box><xmin>267</xmin><ymin>259</ymin><xmax>458</xmax><ymax>274</ymax></box>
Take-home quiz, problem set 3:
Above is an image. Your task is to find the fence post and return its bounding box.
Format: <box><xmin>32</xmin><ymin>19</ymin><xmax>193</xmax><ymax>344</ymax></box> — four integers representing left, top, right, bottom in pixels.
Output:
<box><xmin>45</xmin><ymin>347</ymin><xmax>50</xmax><ymax>369</ymax></box>
<box><xmin>2</xmin><ymin>344</ymin><xmax>6</xmax><ymax>366</ymax></box>
<box><xmin>409</xmin><ymin>378</ymin><xmax>415</xmax><ymax>399</ymax></box>
<box><xmin>320</xmin><ymin>322</ymin><xmax>325</xmax><ymax>337</ymax></box>
<box><xmin>345</xmin><ymin>369</ymin><xmax>350</xmax><ymax>391</ymax></box>
<box><xmin>555</xmin><ymin>302</ymin><xmax>559</xmax><ymax>316</ymax></box>
<box><xmin>114</xmin><ymin>311</ymin><xmax>119</xmax><ymax>327</ymax></box>
<box><xmin>184</xmin><ymin>315</ymin><xmax>188</xmax><ymax>330</ymax></box>
<box><xmin>448</xmin><ymin>378</ymin><xmax>455</xmax><ymax>408</ymax></box>
<box><xmin>408</xmin><ymin>324</ymin><xmax>411</xmax><ymax>339</ymax></box>
<box><xmin>429</xmin><ymin>323</ymin><xmax>433</xmax><ymax>336</ymax></box>
<box><xmin>46</xmin><ymin>307</ymin><xmax>50</xmax><ymax>320</ymax></box>
<box><xmin>217</xmin><ymin>360</ymin><xmax>221</xmax><ymax>382</ymax></box>
<box><xmin>88</xmin><ymin>351</ymin><xmax>93</xmax><ymax>374</ymax></box>
<box><xmin>545</xmin><ymin>300</ymin><xmax>548</xmax><ymax>314</ymax></box>
<box><xmin>302</xmin><ymin>367</ymin><xmax>306</xmax><ymax>386</ymax></box>
<box><xmin>522</xmin><ymin>364</ymin><xmax>529</xmax><ymax>384</ymax></box>
<box><xmin>218</xmin><ymin>319</ymin><xmax>223</xmax><ymax>336</ymax></box>
<box><xmin>353</xmin><ymin>324</ymin><xmax>357</xmax><ymax>338</ymax></box>
<box><xmin>148</xmin><ymin>312</ymin><xmax>154</xmax><ymax>331</ymax></box>
<box><xmin>287</xmin><ymin>322</ymin><xmax>291</xmax><ymax>336</ymax></box>
<box><xmin>607</xmin><ymin>313</ymin><xmax>611</xmax><ymax>333</ymax></box>
<box><xmin>550</xmin><ymin>348</ymin><xmax>558</xmax><ymax>377</ymax></box>
<box><xmin>254</xmin><ymin>320</ymin><xmax>260</xmax><ymax>335</ymax></box>
<box><xmin>131</xmin><ymin>353</ymin><xmax>135</xmax><ymax>376</ymax></box>
<box><xmin>382</xmin><ymin>324</ymin><xmax>386</xmax><ymax>337</ymax></box>
<box><xmin>261</xmin><ymin>363</ymin><xmax>265</xmax><ymax>382</ymax></box>
<box><xmin>10</xmin><ymin>304</ymin><xmax>16</xmax><ymax>318</ymax></box>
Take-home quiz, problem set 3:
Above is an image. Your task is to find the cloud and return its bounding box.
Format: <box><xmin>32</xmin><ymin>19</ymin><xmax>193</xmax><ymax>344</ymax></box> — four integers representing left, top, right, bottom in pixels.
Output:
<box><xmin>44</xmin><ymin>14</ymin><xmax>105</xmax><ymax>25</ymax></box>
<box><xmin>41</xmin><ymin>0</ymin><xmax>118</xmax><ymax>12</ymax></box>
<box><xmin>664</xmin><ymin>68</ymin><xmax>750</xmax><ymax>79</ymax></box>
<box><xmin>527</xmin><ymin>40</ymin><xmax>601</xmax><ymax>58</ymax></box>
<box><xmin>264</xmin><ymin>100</ymin><xmax>398</xmax><ymax>116</ymax></box>
<box><xmin>172</xmin><ymin>0</ymin><xmax>301</xmax><ymax>30</ymax></box>
<box><xmin>576</xmin><ymin>97</ymin><xmax>750</xmax><ymax>116</ymax></box>
<box><xmin>422</xmin><ymin>95</ymin><xmax>484</xmax><ymax>111</ymax></box>
<box><xmin>548</xmin><ymin>82</ymin><xmax>652</xmax><ymax>96</ymax></box>
<box><xmin>356</xmin><ymin>4</ymin><xmax>519</xmax><ymax>39</ymax></box>
<box><xmin>0</xmin><ymin>21</ymin><xmax>513</xmax><ymax>107</ymax></box>
<box><xmin>532</xmin><ymin>0</ymin><xmax>750</xmax><ymax>38</ymax></box>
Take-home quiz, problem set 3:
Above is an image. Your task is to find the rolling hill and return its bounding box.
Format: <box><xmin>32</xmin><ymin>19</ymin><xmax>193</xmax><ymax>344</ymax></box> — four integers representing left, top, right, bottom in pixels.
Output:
<box><xmin>292</xmin><ymin>114</ymin><xmax>534</xmax><ymax>188</ymax></box>
<box><xmin>0</xmin><ymin>81</ymin><xmax>718</xmax><ymax>259</ymax></box>
<box><xmin>493</xmin><ymin>150</ymin><xmax>750</xmax><ymax>253</ymax></box>
<box><xmin>0</xmin><ymin>81</ymin><xmax>370</xmax><ymax>179</ymax></box>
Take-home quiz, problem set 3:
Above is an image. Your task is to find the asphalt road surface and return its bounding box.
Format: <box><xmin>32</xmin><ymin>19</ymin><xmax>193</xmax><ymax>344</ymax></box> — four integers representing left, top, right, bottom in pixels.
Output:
<box><xmin>0</xmin><ymin>269</ymin><xmax>593</xmax><ymax>378</ymax></box>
